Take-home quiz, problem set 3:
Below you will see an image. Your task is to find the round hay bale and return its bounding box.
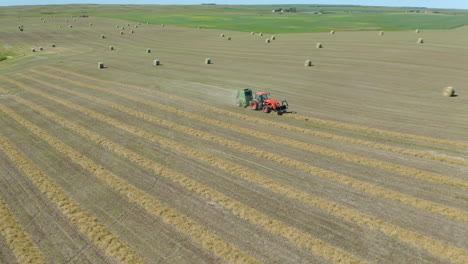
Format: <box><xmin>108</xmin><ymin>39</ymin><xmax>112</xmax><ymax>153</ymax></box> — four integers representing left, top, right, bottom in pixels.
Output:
<box><xmin>304</xmin><ymin>60</ymin><xmax>312</xmax><ymax>67</ymax></box>
<box><xmin>19</xmin><ymin>28</ymin><xmax>24</xmax><ymax>31</ymax></box>
<box><xmin>131</xmin><ymin>30</ymin><xmax>134</xmax><ymax>33</ymax></box>
<box><xmin>127</xmin><ymin>23</ymin><xmax>130</xmax><ymax>26</ymax></box>
<box><xmin>330</xmin><ymin>30</ymin><xmax>335</xmax><ymax>34</ymax></box>
<box><xmin>205</xmin><ymin>58</ymin><xmax>211</xmax><ymax>64</ymax></box>
<box><xmin>161</xmin><ymin>24</ymin><xmax>165</xmax><ymax>27</ymax></box>
<box><xmin>121</xmin><ymin>27</ymin><xmax>125</xmax><ymax>30</ymax></box>
<box><xmin>265</xmin><ymin>38</ymin><xmax>270</xmax><ymax>43</ymax></box>
<box><xmin>146</xmin><ymin>48</ymin><xmax>151</xmax><ymax>53</ymax></box>
<box><xmin>120</xmin><ymin>31</ymin><xmax>123</xmax><ymax>35</ymax></box>
<box><xmin>31</xmin><ymin>48</ymin><xmax>36</xmax><ymax>52</ymax></box>
<box><xmin>251</xmin><ymin>32</ymin><xmax>255</xmax><ymax>35</ymax></box>
<box><xmin>379</xmin><ymin>31</ymin><xmax>384</xmax><ymax>36</ymax></box>
<box><xmin>101</xmin><ymin>35</ymin><xmax>105</xmax><ymax>39</ymax></box>
<box><xmin>135</xmin><ymin>25</ymin><xmax>138</xmax><ymax>28</ymax></box>
<box><xmin>227</xmin><ymin>37</ymin><xmax>231</xmax><ymax>40</ymax></box>
<box><xmin>271</xmin><ymin>36</ymin><xmax>276</xmax><ymax>40</ymax></box>
<box><xmin>220</xmin><ymin>33</ymin><xmax>225</xmax><ymax>37</ymax></box>
<box><xmin>109</xmin><ymin>46</ymin><xmax>114</xmax><ymax>50</ymax></box>
<box><xmin>259</xmin><ymin>33</ymin><xmax>263</xmax><ymax>36</ymax></box>
<box><xmin>98</xmin><ymin>62</ymin><xmax>104</xmax><ymax>69</ymax></box>
<box><xmin>443</xmin><ymin>86</ymin><xmax>455</xmax><ymax>97</ymax></box>
<box><xmin>153</xmin><ymin>59</ymin><xmax>160</xmax><ymax>66</ymax></box>
<box><xmin>69</xmin><ymin>25</ymin><xmax>73</xmax><ymax>28</ymax></box>
<box><xmin>415</xmin><ymin>29</ymin><xmax>420</xmax><ymax>33</ymax></box>
<box><xmin>51</xmin><ymin>44</ymin><xmax>56</xmax><ymax>47</ymax></box>
<box><xmin>43</xmin><ymin>21</ymin><xmax>46</xmax><ymax>23</ymax></box>
<box><xmin>418</xmin><ymin>38</ymin><xmax>424</xmax><ymax>44</ymax></box>
<box><xmin>39</xmin><ymin>47</ymin><xmax>43</xmax><ymax>51</ymax></box>
<box><xmin>116</xmin><ymin>25</ymin><xmax>119</xmax><ymax>28</ymax></box>
<box><xmin>89</xmin><ymin>23</ymin><xmax>93</xmax><ymax>26</ymax></box>
<box><xmin>316</xmin><ymin>43</ymin><xmax>323</xmax><ymax>48</ymax></box>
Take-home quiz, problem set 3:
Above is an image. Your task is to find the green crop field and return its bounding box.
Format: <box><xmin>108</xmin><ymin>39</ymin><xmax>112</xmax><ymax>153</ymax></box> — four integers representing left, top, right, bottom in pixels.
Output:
<box><xmin>2</xmin><ymin>4</ymin><xmax>468</xmax><ymax>33</ymax></box>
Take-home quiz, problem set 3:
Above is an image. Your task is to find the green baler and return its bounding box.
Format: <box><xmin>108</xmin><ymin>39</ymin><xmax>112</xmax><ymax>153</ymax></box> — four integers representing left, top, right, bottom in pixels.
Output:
<box><xmin>235</xmin><ymin>89</ymin><xmax>253</xmax><ymax>107</ymax></box>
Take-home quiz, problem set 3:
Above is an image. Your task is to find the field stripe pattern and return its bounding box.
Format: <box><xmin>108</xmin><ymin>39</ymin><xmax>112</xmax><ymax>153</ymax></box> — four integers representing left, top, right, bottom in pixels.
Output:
<box><xmin>0</xmin><ymin>131</ymin><xmax>148</xmax><ymax>264</ymax></box>
<box><xmin>17</xmin><ymin>74</ymin><xmax>468</xmax><ymax>224</ymax></box>
<box><xmin>287</xmin><ymin>114</ymin><xmax>468</xmax><ymax>149</ymax></box>
<box><xmin>3</xmin><ymin>77</ymin><xmax>366</xmax><ymax>264</ymax></box>
<box><xmin>0</xmin><ymin>198</ymin><xmax>48</xmax><ymax>264</ymax></box>
<box><xmin>31</xmin><ymin>69</ymin><xmax>468</xmax><ymax>190</ymax></box>
<box><xmin>44</xmin><ymin>66</ymin><xmax>468</xmax><ymax>155</ymax></box>
<box><xmin>7</xmin><ymin>76</ymin><xmax>468</xmax><ymax>263</ymax></box>
<box><xmin>0</xmin><ymin>101</ymin><xmax>261</xmax><ymax>264</ymax></box>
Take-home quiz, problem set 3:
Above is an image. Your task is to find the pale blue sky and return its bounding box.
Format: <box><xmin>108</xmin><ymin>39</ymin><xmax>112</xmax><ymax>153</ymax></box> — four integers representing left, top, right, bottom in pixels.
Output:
<box><xmin>1</xmin><ymin>0</ymin><xmax>467</xmax><ymax>9</ymax></box>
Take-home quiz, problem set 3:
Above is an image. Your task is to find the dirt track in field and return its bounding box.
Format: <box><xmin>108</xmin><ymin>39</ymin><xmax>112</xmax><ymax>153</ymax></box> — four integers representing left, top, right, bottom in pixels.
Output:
<box><xmin>0</xmin><ymin>16</ymin><xmax>467</xmax><ymax>264</ymax></box>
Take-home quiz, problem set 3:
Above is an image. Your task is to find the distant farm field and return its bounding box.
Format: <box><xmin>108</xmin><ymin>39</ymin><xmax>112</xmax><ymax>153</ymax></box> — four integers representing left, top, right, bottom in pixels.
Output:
<box><xmin>0</xmin><ymin>5</ymin><xmax>467</xmax><ymax>264</ymax></box>
<box><xmin>102</xmin><ymin>13</ymin><xmax>468</xmax><ymax>33</ymax></box>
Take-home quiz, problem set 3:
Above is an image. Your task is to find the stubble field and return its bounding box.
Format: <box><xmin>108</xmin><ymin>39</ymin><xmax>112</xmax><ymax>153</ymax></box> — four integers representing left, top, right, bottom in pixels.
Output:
<box><xmin>0</xmin><ymin>7</ymin><xmax>467</xmax><ymax>264</ymax></box>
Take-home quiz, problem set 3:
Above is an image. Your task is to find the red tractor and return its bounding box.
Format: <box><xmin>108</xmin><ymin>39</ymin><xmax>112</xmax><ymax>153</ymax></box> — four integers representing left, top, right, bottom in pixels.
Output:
<box><xmin>249</xmin><ymin>92</ymin><xmax>288</xmax><ymax>115</ymax></box>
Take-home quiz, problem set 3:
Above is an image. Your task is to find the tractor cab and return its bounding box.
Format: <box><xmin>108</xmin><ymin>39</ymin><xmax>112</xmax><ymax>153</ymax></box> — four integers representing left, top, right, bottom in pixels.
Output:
<box><xmin>255</xmin><ymin>92</ymin><xmax>269</xmax><ymax>102</ymax></box>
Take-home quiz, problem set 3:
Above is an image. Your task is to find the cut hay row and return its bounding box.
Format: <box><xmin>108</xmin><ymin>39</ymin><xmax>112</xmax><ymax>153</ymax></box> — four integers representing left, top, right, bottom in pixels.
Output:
<box><xmin>0</xmin><ymin>198</ymin><xmax>47</xmax><ymax>264</ymax></box>
<box><xmin>140</xmin><ymin>92</ymin><xmax>466</xmax><ymax>166</ymax></box>
<box><xmin>15</xmin><ymin>76</ymin><xmax>468</xmax><ymax>264</ymax></box>
<box><xmin>0</xmin><ymin>87</ymin><xmax>8</xmax><ymax>93</ymax></box>
<box><xmin>0</xmin><ymin>79</ymin><xmax>259</xmax><ymax>264</ymax></box>
<box><xmin>33</xmin><ymin>70</ymin><xmax>468</xmax><ymax>190</ymax></box>
<box><xmin>21</xmin><ymin>73</ymin><xmax>468</xmax><ymax>224</ymax></box>
<box><xmin>286</xmin><ymin>114</ymin><xmax>468</xmax><ymax>149</ymax></box>
<box><xmin>43</xmin><ymin>67</ymin><xmax>468</xmax><ymax>163</ymax></box>
<box><xmin>9</xmin><ymin>79</ymin><xmax>365</xmax><ymax>264</ymax></box>
<box><xmin>0</xmin><ymin>121</ymin><xmax>148</xmax><ymax>264</ymax></box>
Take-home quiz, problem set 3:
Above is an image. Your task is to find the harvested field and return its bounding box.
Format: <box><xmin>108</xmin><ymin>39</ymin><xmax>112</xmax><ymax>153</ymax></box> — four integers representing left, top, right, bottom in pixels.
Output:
<box><xmin>0</xmin><ymin>9</ymin><xmax>467</xmax><ymax>264</ymax></box>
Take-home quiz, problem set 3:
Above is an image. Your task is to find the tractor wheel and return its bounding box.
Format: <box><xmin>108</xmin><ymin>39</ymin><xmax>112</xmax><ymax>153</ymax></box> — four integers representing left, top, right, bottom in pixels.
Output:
<box><xmin>263</xmin><ymin>106</ymin><xmax>271</xmax><ymax>113</ymax></box>
<box><xmin>250</xmin><ymin>101</ymin><xmax>258</xmax><ymax>110</ymax></box>
<box><xmin>277</xmin><ymin>111</ymin><xmax>283</xmax><ymax>116</ymax></box>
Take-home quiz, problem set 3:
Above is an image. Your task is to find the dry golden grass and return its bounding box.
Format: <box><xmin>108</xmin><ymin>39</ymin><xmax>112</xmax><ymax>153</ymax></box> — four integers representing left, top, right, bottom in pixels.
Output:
<box><xmin>0</xmin><ymin>79</ymin><xmax>259</xmax><ymax>264</ymax></box>
<box><xmin>287</xmin><ymin>113</ymin><xmax>468</xmax><ymax>148</ymax></box>
<box><xmin>8</xmin><ymin>78</ymin><xmax>365</xmax><ymax>264</ymax></box>
<box><xmin>13</xmin><ymin>75</ymin><xmax>468</xmax><ymax>264</ymax></box>
<box><xmin>0</xmin><ymin>87</ymin><xmax>8</xmax><ymax>94</ymax></box>
<box><xmin>35</xmin><ymin>69</ymin><xmax>467</xmax><ymax>190</ymax></box>
<box><xmin>0</xmin><ymin>124</ymin><xmax>148</xmax><ymax>264</ymax></box>
<box><xmin>43</xmin><ymin>66</ymin><xmax>468</xmax><ymax>165</ymax></box>
<box><xmin>22</xmin><ymin>72</ymin><xmax>468</xmax><ymax>222</ymax></box>
<box><xmin>0</xmin><ymin>198</ymin><xmax>47</xmax><ymax>264</ymax></box>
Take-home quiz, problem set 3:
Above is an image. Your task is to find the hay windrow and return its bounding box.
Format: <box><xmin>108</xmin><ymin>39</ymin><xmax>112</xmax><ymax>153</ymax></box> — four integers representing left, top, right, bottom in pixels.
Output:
<box><xmin>0</xmin><ymin>198</ymin><xmax>47</xmax><ymax>264</ymax></box>
<box><xmin>43</xmin><ymin>66</ymin><xmax>468</xmax><ymax>161</ymax></box>
<box><xmin>0</xmin><ymin>122</ymin><xmax>147</xmax><ymax>264</ymax></box>
<box><xmin>17</xmin><ymin>74</ymin><xmax>468</xmax><ymax>264</ymax></box>
<box><xmin>11</xmin><ymin>77</ymin><xmax>363</xmax><ymax>264</ymax></box>
<box><xmin>15</xmin><ymin>83</ymin><xmax>468</xmax><ymax>224</ymax></box>
<box><xmin>36</xmin><ymin>68</ymin><xmax>468</xmax><ymax>189</ymax></box>
<box><xmin>1</xmin><ymin>78</ymin><xmax>259</xmax><ymax>264</ymax></box>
